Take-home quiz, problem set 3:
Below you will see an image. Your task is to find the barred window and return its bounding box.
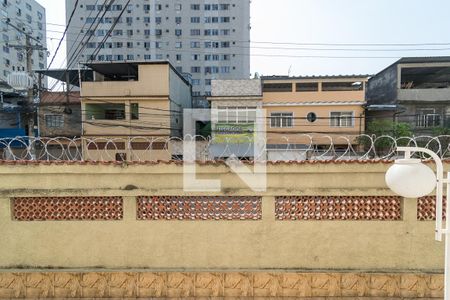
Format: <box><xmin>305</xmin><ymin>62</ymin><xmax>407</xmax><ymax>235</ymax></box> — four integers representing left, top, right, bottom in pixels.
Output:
<box><xmin>45</xmin><ymin>115</ymin><xmax>64</xmax><ymax>128</ymax></box>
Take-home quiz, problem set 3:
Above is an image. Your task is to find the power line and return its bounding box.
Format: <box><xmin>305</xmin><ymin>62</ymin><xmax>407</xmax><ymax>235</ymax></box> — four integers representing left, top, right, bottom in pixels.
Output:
<box><xmin>42</xmin><ymin>29</ymin><xmax>450</xmax><ymax>52</ymax></box>
<box><xmin>44</xmin><ymin>22</ymin><xmax>450</xmax><ymax>47</ymax></box>
<box><xmin>46</xmin><ymin>0</ymin><xmax>79</xmax><ymax>70</ymax></box>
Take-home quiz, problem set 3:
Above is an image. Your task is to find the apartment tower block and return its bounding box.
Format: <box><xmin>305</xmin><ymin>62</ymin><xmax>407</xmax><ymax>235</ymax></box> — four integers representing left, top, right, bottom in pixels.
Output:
<box><xmin>65</xmin><ymin>0</ymin><xmax>250</xmax><ymax>99</ymax></box>
<box><xmin>0</xmin><ymin>0</ymin><xmax>46</xmax><ymax>81</ymax></box>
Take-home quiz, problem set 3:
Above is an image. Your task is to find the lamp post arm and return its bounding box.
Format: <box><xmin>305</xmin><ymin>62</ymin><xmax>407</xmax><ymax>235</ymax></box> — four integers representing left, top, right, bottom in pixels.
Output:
<box><xmin>397</xmin><ymin>147</ymin><xmax>444</xmax><ymax>241</ymax></box>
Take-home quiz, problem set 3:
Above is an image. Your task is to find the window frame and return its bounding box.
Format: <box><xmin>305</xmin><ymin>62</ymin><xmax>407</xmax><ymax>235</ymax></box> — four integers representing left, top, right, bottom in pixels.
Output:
<box><xmin>329</xmin><ymin>111</ymin><xmax>354</xmax><ymax>128</ymax></box>
<box><xmin>270</xmin><ymin>112</ymin><xmax>294</xmax><ymax>128</ymax></box>
<box><xmin>44</xmin><ymin>114</ymin><xmax>64</xmax><ymax>128</ymax></box>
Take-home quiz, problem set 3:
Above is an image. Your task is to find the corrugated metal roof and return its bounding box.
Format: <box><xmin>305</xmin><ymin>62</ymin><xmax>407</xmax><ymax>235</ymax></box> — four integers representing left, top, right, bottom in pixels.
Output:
<box><xmin>397</xmin><ymin>56</ymin><xmax>450</xmax><ymax>64</ymax></box>
<box><xmin>263</xmin><ymin>101</ymin><xmax>365</xmax><ymax>107</ymax></box>
<box><xmin>261</xmin><ymin>74</ymin><xmax>371</xmax><ymax>80</ymax></box>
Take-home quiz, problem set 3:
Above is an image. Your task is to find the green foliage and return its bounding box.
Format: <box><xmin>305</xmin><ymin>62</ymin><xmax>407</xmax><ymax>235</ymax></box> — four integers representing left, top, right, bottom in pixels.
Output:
<box><xmin>361</xmin><ymin>120</ymin><xmax>413</xmax><ymax>150</ymax></box>
<box><xmin>365</xmin><ymin>120</ymin><xmax>412</xmax><ymax>138</ymax></box>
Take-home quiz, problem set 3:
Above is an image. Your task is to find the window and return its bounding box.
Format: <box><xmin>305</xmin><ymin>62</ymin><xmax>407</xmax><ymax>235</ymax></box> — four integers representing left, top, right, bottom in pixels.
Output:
<box><xmin>270</xmin><ymin>112</ymin><xmax>293</xmax><ymax>128</ymax></box>
<box><xmin>175</xmin><ymin>42</ymin><xmax>182</xmax><ymax>48</ymax></box>
<box><xmin>192</xmin><ymin>54</ymin><xmax>200</xmax><ymax>61</ymax></box>
<box><xmin>217</xmin><ymin>107</ymin><xmax>257</xmax><ymax>124</ymax></box>
<box><xmin>296</xmin><ymin>82</ymin><xmax>319</xmax><ymax>92</ymax></box>
<box><xmin>86</xmin><ymin>5</ymin><xmax>95</xmax><ymax>10</ymax></box>
<box><xmin>192</xmin><ymin>79</ymin><xmax>200</xmax><ymax>85</ymax></box>
<box><xmin>191</xmin><ymin>17</ymin><xmax>200</xmax><ymax>23</ymax></box>
<box><xmin>130</xmin><ymin>103</ymin><xmax>139</xmax><ymax>120</ymax></box>
<box><xmin>263</xmin><ymin>83</ymin><xmax>292</xmax><ymax>92</ymax></box>
<box><xmin>176</xmin><ymin>54</ymin><xmax>182</xmax><ymax>61</ymax></box>
<box><xmin>155</xmin><ymin>4</ymin><xmax>162</xmax><ymax>11</ymax></box>
<box><xmin>85</xmin><ymin>104</ymin><xmax>126</xmax><ymax>120</ymax></box>
<box><xmin>155</xmin><ymin>17</ymin><xmax>161</xmax><ymax>24</ymax></box>
<box><xmin>416</xmin><ymin>109</ymin><xmax>441</xmax><ymax>127</ymax></box>
<box><xmin>205</xmin><ymin>66</ymin><xmax>219</xmax><ymax>74</ymax></box>
<box><xmin>143</xmin><ymin>4</ymin><xmax>151</xmax><ymax>11</ymax></box>
<box><xmin>190</xmin><ymin>29</ymin><xmax>201</xmax><ymax>36</ymax></box>
<box><xmin>175</xmin><ymin>29</ymin><xmax>182</xmax><ymax>36</ymax></box>
<box><xmin>330</xmin><ymin>111</ymin><xmax>353</xmax><ymax>127</ymax></box>
<box><xmin>191</xmin><ymin>66</ymin><xmax>201</xmax><ymax>73</ymax></box>
<box><xmin>175</xmin><ymin>16</ymin><xmax>182</xmax><ymax>24</ymax></box>
<box><xmin>45</xmin><ymin>115</ymin><xmax>64</xmax><ymax>128</ymax></box>
<box><xmin>175</xmin><ymin>3</ymin><xmax>182</xmax><ymax>10</ymax></box>
<box><xmin>144</xmin><ymin>54</ymin><xmax>151</xmax><ymax>60</ymax></box>
<box><xmin>190</xmin><ymin>41</ymin><xmax>200</xmax><ymax>48</ymax></box>
<box><xmin>322</xmin><ymin>81</ymin><xmax>363</xmax><ymax>91</ymax></box>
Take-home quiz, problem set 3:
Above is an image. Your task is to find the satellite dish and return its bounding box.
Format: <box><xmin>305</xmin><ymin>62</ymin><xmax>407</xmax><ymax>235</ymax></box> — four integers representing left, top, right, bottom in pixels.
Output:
<box><xmin>7</xmin><ymin>72</ymin><xmax>33</xmax><ymax>91</ymax></box>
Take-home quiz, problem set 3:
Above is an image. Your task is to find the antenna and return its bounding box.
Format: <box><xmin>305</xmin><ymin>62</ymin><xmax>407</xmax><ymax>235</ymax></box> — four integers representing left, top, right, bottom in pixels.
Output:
<box><xmin>288</xmin><ymin>65</ymin><xmax>292</xmax><ymax>77</ymax></box>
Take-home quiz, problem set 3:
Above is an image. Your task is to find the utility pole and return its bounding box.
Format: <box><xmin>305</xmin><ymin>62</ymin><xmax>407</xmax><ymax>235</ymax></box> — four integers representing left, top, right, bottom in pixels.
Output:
<box><xmin>5</xmin><ymin>19</ymin><xmax>46</xmax><ymax>138</ymax></box>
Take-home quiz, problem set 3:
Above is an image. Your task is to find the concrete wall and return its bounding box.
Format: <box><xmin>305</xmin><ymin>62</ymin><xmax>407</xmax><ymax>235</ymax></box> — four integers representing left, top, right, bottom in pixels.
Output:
<box><xmin>169</xmin><ymin>68</ymin><xmax>192</xmax><ymax>137</ymax></box>
<box><xmin>366</xmin><ymin>64</ymin><xmax>398</xmax><ymax>105</ymax></box>
<box><xmin>39</xmin><ymin>104</ymin><xmax>82</xmax><ymax>137</ymax></box>
<box><xmin>211</xmin><ymin>79</ymin><xmax>262</xmax><ymax>97</ymax></box>
<box><xmin>0</xmin><ymin>161</ymin><xmax>445</xmax><ymax>272</ymax></box>
<box><xmin>398</xmin><ymin>89</ymin><xmax>450</xmax><ymax>102</ymax></box>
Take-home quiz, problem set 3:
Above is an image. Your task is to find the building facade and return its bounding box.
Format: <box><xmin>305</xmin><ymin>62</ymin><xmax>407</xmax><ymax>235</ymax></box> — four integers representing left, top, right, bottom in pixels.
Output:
<box><xmin>208</xmin><ymin>79</ymin><xmax>262</xmax><ymax>158</ymax></box>
<box><xmin>66</xmin><ymin>0</ymin><xmax>250</xmax><ymax>100</ymax></box>
<box><xmin>80</xmin><ymin>61</ymin><xmax>192</xmax><ymax>161</ymax></box>
<box><xmin>38</xmin><ymin>91</ymin><xmax>82</xmax><ymax>138</ymax></box>
<box><xmin>366</xmin><ymin>57</ymin><xmax>450</xmax><ymax>135</ymax></box>
<box><xmin>0</xmin><ymin>0</ymin><xmax>47</xmax><ymax>81</ymax></box>
<box><xmin>261</xmin><ymin>75</ymin><xmax>369</xmax><ymax>159</ymax></box>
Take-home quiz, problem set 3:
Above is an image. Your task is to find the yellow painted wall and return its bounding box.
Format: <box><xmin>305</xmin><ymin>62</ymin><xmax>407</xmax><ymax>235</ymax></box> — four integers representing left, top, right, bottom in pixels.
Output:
<box><xmin>0</xmin><ymin>162</ymin><xmax>445</xmax><ymax>272</ymax></box>
<box><xmin>266</xmin><ymin>104</ymin><xmax>365</xmax><ymax>145</ymax></box>
<box><xmin>263</xmin><ymin>78</ymin><xmax>367</xmax><ymax>103</ymax></box>
<box><xmin>81</xmin><ymin>64</ymin><xmax>170</xmax><ymax>98</ymax></box>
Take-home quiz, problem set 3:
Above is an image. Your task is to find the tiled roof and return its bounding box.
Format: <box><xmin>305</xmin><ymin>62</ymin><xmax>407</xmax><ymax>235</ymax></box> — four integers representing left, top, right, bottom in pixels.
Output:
<box><xmin>263</xmin><ymin>101</ymin><xmax>365</xmax><ymax>107</ymax></box>
<box><xmin>0</xmin><ymin>159</ymin><xmax>412</xmax><ymax>166</ymax></box>
<box><xmin>40</xmin><ymin>91</ymin><xmax>81</xmax><ymax>105</ymax></box>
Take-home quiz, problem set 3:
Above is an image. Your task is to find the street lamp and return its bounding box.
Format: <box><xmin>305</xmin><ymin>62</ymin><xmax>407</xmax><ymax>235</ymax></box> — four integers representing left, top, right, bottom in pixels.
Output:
<box><xmin>385</xmin><ymin>146</ymin><xmax>448</xmax><ymax>299</ymax></box>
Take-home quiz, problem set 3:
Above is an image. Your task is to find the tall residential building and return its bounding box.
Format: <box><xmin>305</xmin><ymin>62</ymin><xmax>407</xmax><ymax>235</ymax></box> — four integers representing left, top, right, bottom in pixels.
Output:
<box><xmin>65</xmin><ymin>0</ymin><xmax>250</xmax><ymax>100</ymax></box>
<box><xmin>0</xmin><ymin>0</ymin><xmax>47</xmax><ymax>81</ymax></box>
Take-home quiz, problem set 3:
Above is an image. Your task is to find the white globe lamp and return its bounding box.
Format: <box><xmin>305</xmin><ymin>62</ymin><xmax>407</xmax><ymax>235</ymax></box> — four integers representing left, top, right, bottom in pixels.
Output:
<box><xmin>385</xmin><ymin>158</ymin><xmax>436</xmax><ymax>198</ymax></box>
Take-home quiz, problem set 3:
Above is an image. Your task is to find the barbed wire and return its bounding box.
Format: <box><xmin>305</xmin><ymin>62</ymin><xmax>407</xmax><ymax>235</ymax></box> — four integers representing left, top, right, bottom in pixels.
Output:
<box><xmin>0</xmin><ymin>135</ymin><xmax>449</xmax><ymax>162</ymax></box>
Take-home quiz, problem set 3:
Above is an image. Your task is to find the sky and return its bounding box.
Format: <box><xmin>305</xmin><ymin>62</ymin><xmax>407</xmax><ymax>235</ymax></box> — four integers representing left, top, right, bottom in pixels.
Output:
<box><xmin>37</xmin><ymin>0</ymin><xmax>450</xmax><ymax>78</ymax></box>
